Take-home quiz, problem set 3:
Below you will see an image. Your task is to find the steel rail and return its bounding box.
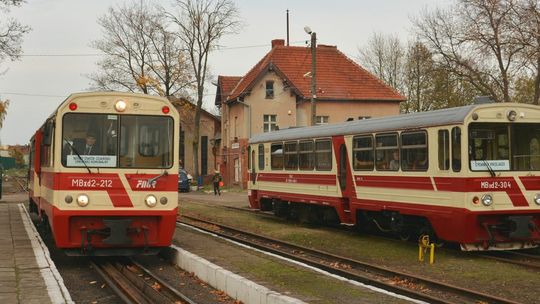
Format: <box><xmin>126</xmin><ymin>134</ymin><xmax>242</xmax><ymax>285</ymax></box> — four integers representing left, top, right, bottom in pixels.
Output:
<box><xmin>179</xmin><ymin>215</ymin><xmax>519</xmax><ymax>304</ymax></box>
<box><xmin>90</xmin><ymin>258</ymin><xmax>198</xmax><ymax>304</ymax></box>
<box><xmin>478</xmin><ymin>251</ymin><xmax>540</xmax><ymax>271</ymax></box>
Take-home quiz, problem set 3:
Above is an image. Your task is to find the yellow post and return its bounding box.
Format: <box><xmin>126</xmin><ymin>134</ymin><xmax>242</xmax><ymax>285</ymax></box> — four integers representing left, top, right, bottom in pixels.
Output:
<box><xmin>429</xmin><ymin>243</ymin><xmax>435</xmax><ymax>264</ymax></box>
<box><xmin>418</xmin><ymin>235</ymin><xmax>436</xmax><ymax>264</ymax></box>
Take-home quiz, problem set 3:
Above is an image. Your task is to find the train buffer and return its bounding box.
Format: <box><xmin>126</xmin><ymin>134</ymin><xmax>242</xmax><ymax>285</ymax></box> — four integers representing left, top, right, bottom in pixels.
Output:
<box><xmin>418</xmin><ymin>235</ymin><xmax>435</xmax><ymax>264</ymax></box>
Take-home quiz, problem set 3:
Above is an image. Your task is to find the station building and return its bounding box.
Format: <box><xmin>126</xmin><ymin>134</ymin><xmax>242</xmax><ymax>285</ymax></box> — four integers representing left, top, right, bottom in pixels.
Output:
<box><xmin>215</xmin><ymin>39</ymin><xmax>406</xmax><ymax>188</ymax></box>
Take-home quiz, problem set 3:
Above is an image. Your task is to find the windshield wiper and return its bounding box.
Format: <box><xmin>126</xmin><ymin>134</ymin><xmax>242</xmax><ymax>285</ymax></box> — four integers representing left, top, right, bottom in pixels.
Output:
<box><xmin>147</xmin><ymin>170</ymin><xmax>168</xmax><ymax>185</ymax></box>
<box><xmin>482</xmin><ymin>160</ymin><xmax>496</xmax><ymax>178</ymax></box>
<box><xmin>64</xmin><ymin>139</ymin><xmax>92</xmax><ymax>174</ymax></box>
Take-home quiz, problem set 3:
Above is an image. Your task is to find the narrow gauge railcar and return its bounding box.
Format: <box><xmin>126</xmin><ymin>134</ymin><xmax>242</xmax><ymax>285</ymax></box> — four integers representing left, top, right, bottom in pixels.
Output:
<box><xmin>247</xmin><ymin>103</ymin><xmax>540</xmax><ymax>251</ymax></box>
<box><xmin>28</xmin><ymin>92</ymin><xmax>179</xmax><ymax>255</ymax></box>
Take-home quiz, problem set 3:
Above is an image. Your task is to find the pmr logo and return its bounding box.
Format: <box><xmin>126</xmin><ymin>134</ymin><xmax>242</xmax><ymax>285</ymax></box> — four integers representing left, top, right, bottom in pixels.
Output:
<box><xmin>136</xmin><ymin>180</ymin><xmax>157</xmax><ymax>189</ymax></box>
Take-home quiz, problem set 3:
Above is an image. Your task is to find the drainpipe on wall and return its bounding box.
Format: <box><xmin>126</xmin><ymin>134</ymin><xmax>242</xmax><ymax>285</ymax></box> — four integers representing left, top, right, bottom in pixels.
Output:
<box><xmin>236</xmin><ymin>97</ymin><xmax>251</xmax><ymax>188</ymax></box>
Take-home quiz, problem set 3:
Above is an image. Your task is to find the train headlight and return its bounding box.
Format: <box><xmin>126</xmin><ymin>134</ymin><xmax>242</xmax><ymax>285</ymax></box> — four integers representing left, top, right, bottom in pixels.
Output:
<box><xmin>77</xmin><ymin>194</ymin><xmax>89</xmax><ymax>207</ymax></box>
<box><xmin>534</xmin><ymin>193</ymin><xmax>540</xmax><ymax>205</ymax></box>
<box><xmin>145</xmin><ymin>195</ymin><xmax>157</xmax><ymax>207</ymax></box>
<box><xmin>65</xmin><ymin>195</ymin><xmax>73</xmax><ymax>204</ymax></box>
<box><xmin>160</xmin><ymin>197</ymin><xmax>168</xmax><ymax>205</ymax></box>
<box><xmin>481</xmin><ymin>194</ymin><xmax>493</xmax><ymax>206</ymax></box>
<box><xmin>115</xmin><ymin>100</ymin><xmax>127</xmax><ymax>112</ymax></box>
<box><xmin>507</xmin><ymin>110</ymin><xmax>517</xmax><ymax>121</ymax></box>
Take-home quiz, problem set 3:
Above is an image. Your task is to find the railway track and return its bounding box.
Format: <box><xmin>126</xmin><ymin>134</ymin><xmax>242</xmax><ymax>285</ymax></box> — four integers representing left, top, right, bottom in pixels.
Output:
<box><xmin>179</xmin><ymin>214</ymin><xmax>520</xmax><ymax>304</ymax></box>
<box><xmin>186</xmin><ymin>199</ymin><xmax>540</xmax><ymax>270</ymax></box>
<box><xmin>478</xmin><ymin>250</ymin><xmax>540</xmax><ymax>271</ymax></box>
<box><xmin>91</xmin><ymin>257</ymin><xmax>198</xmax><ymax>304</ymax></box>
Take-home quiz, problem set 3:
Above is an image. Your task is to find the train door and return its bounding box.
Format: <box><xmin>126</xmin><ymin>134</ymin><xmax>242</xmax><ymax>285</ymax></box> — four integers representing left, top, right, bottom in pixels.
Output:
<box><xmin>251</xmin><ymin>148</ymin><xmax>256</xmax><ymax>185</ymax></box>
<box><xmin>338</xmin><ymin>144</ymin><xmax>347</xmax><ymax>192</ymax></box>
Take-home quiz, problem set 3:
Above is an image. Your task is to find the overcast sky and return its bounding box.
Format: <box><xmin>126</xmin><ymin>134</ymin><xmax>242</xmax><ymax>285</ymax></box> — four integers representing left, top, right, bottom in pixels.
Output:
<box><xmin>0</xmin><ymin>0</ymin><xmax>448</xmax><ymax>145</ymax></box>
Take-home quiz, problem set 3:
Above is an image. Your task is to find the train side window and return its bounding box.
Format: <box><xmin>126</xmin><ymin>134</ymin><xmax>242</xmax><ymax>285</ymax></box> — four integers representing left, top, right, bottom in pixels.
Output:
<box><xmin>258</xmin><ymin>144</ymin><xmax>265</xmax><ymax>170</ymax></box>
<box><xmin>271</xmin><ymin>143</ymin><xmax>283</xmax><ymax>170</ymax></box>
<box><xmin>315</xmin><ymin>139</ymin><xmax>332</xmax><ymax>171</ymax></box>
<box><xmin>438</xmin><ymin>130</ymin><xmax>450</xmax><ymax>170</ymax></box>
<box><xmin>401</xmin><ymin>131</ymin><xmax>428</xmax><ymax>171</ymax></box>
<box><xmin>375</xmin><ymin>133</ymin><xmax>399</xmax><ymax>171</ymax></box>
<box><xmin>284</xmin><ymin>141</ymin><xmax>298</xmax><ymax>170</ymax></box>
<box><xmin>299</xmin><ymin>140</ymin><xmax>314</xmax><ymax>170</ymax></box>
<box><xmin>353</xmin><ymin>135</ymin><xmax>373</xmax><ymax>171</ymax></box>
<box><xmin>452</xmin><ymin>127</ymin><xmax>461</xmax><ymax>172</ymax></box>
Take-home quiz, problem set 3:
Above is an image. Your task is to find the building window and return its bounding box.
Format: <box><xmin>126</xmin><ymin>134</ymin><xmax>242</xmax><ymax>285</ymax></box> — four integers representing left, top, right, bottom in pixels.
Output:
<box><xmin>263</xmin><ymin>114</ymin><xmax>278</xmax><ymax>132</ymax></box>
<box><xmin>179</xmin><ymin>130</ymin><xmax>185</xmax><ymax>168</ymax></box>
<box><xmin>265</xmin><ymin>81</ymin><xmax>274</xmax><ymax>99</ymax></box>
<box><xmin>201</xmin><ymin>136</ymin><xmax>208</xmax><ymax>176</ymax></box>
<box><xmin>401</xmin><ymin>131</ymin><xmax>428</xmax><ymax>171</ymax></box>
<box><xmin>353</xmin><ymin>135</ymin><xmax>374</xmax><ymax>171</ymax></box>
<box><xmin>315</xmin><ymin>116</ymin><xmax>329</xmax><ymax>125</ymax></box>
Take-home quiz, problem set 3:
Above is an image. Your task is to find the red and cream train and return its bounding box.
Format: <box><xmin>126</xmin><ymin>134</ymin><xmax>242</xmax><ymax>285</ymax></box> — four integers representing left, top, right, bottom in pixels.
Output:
<box><xmin>247</xmin><ymin>103</ymin><xmax>540</xmax><ymax>250</ymax></box>
<box><xmin>28</xmin><ymin>92</ymin><xmax>179</xmax><ymax>255</ymax></box>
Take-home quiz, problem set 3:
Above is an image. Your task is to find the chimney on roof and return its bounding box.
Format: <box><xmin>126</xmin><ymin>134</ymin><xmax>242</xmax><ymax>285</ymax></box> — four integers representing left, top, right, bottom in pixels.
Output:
<box><xmin>271</xmin><ymin>39</ymin><xmax>285</xmax><ymax>48</ymax></box>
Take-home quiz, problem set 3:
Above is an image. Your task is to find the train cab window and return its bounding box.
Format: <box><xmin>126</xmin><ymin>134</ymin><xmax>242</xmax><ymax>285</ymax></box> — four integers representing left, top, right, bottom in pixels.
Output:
<box><xmin>452</xmin><ymin>127</ymin><xmax>461</xmax><ymax>172</ymax></box>
<box><xmin>284</xmin><ymin>141</ymin><xmax>298</xmax><ymax>170</ymax></box>
<box><xmin>299</xmin><ymin>140</ymin><xmax>315</xmax><ymax>170</ymax></box>
<box><xmin>271</xmin><ymin>143</ymin><xmax>284</xmax><ymax>170</ymax></box>
<box><xmin>375</xmin><ymin>133</ymin><xmax>399</xmax><ymax>171</ymax></box>
<box><xmin>401</xmin><ymin>131</ymin><xmax>428</xmax><ymax>171</ymax></box>
<box><xmin>438</xmin><ymin>130</ymin><xmax>450</xmax><ymax>170</ymax></box>
<box><xmin>315</xmin><ymin>139</ymin><xmax>332</xmax><ymax>171</ymax></box>
<box><xmin>353</xmin><ymin>135</ymin><xmax>374</xmax><ymax>171</ymax></box>
<box><xmin>62</xmin><ymin>113</ymin><xmax>118</xmax><ymax>168</ymax></box>
<box><xmin>121</xmin><ymin>115</ymin><xmax>173</xmax><ymax>168</ymax></box>
<box><xmin>258</xmin><ymin>144</ymin><xmax>265</xmax><ymax>170</ymax></box>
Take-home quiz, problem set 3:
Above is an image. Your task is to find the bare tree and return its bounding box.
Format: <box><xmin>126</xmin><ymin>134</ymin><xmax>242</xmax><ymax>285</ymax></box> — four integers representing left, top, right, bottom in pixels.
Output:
<box><xmin>89</xmin><ymin>1</ymin><xmax>192</xmax><ymax>97</ymax></box>
<box><xmin>413</xmin><ymin>0</ymin><xmax>523</xmax><ymax>103</ymax></box>
<box><xmin>512</xmin><ymin>0</ymin><xmax>540</xmax><ymax>104</ymax></box>
<box><xmin>404</xmin><ymin>42</ymin><xmax>435</xmax><ymax>112</ymax></box>
<box><xmin>0</xmin><ymin>0</ymin><xmax>30</xmax><ymax>66</ymax></box>
<box><xmin>0</xmin><ymin>0</ymin><xmax>29</xmax><ymax>127</ymax></box>
<box><xmin>167</xmin><ymin>0</ymin><xmax>241</xmax><ymax>180</ymax></box>
<box><xmin>358</xmin><ymin>33</ymin><xmax>405</xmax><ymax>93</ymax></box>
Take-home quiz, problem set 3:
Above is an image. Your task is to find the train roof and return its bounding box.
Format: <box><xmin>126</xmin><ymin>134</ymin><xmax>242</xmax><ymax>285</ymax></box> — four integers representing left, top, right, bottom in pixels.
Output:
<box><xmin>249</xmin><ymin>104</ymin><xmax>480</xmax><ymax>144</ymax></box>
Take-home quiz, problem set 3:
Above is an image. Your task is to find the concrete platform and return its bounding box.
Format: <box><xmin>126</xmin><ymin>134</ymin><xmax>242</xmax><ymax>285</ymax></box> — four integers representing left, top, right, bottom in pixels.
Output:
<box><xmin>0</xmin><ymin>202</ymin><xmax>72</xmax><ymax>304</ymax></box>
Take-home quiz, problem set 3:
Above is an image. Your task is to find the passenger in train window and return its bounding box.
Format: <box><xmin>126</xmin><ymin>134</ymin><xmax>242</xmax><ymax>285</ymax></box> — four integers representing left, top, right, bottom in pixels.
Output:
<box><xmin>413</xmin><ymin>153</ymin><xmax>428</xmax><ymax>170</ymax></box>
<box><xmin>389</xmin><ymin>150</ymin><xmax>400</xmax><ymax>170</ymax></box>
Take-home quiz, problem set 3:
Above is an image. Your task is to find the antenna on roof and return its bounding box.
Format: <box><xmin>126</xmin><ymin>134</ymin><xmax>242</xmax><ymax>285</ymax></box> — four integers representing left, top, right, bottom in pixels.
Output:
<box><xmin>286</xmin><ymin>9</ymin><xmax>290</xmax><ymax>46</ymax></box>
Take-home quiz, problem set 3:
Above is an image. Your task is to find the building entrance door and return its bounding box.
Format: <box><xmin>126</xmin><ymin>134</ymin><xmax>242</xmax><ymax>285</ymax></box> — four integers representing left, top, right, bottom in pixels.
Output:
<box><xmin>234</xmin><ymin>158</ymin><xmax>240</xmax><ymax>183</ymax></box>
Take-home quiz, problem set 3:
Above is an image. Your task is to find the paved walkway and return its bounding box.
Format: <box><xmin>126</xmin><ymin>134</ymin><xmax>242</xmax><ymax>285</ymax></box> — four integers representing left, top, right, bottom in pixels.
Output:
<box><xmin>0</xmin><ymin>200</ymin><xmax>72</xmax><ymax>304</ymax></box>
<box><xmin>179</xmin><ymin>190</ymin><xmax>249</xmax><ymax>208</ymax></box>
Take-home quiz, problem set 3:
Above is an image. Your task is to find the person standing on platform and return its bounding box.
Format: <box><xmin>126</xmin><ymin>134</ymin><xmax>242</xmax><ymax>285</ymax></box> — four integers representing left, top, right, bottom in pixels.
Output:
<box><xmin>212</xmin><ymin>170</ymin><xmax>222</xmax><ymax>196</ymax></box>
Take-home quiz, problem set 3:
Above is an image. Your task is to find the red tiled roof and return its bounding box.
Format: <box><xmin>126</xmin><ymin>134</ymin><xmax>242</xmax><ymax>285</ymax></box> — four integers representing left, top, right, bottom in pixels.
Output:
<box><xmin>215</xmin><ymin>76</ymin><xmax>242</xmax><ymax>105</ymax></box>
<box><xmin>222</xmin><ymin>42</ymin><xmax>405</xmax><ymax>103</ymax></box>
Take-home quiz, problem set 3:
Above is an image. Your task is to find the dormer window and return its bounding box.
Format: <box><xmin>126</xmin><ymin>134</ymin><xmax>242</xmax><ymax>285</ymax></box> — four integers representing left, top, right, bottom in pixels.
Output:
<box><xmin>265</xmin><ymin>81</ymin><xmax>274</xmax><ymax>99</ymax></box>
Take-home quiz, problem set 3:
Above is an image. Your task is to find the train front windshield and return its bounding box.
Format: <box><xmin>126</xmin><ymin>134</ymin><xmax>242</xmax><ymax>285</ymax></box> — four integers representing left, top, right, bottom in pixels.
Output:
<box><xmin>62</xmin><ymin>113</ymin><xmax>174</xmax><ymax>168</ymax></box>
<box><xmin>469</xmin><ymin>123</ymin><xmax>540</xmax><ymax>171</ymax></box>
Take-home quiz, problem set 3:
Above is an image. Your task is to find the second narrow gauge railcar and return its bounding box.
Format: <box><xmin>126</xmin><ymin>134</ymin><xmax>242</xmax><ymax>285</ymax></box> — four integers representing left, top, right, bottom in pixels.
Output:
<box><xmin>247</xmin><ymin>103</ymin><xmax>540</xmax><ymax>251</ymax></box>
<box><xmin>28</xmin><ymin>92</ymin><xmax>179</xmax><ymax>255</ymax></box>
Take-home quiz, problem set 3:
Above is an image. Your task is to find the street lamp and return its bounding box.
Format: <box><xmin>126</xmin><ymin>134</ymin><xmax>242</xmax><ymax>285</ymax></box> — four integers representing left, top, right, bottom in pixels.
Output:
<box><xmin>304</xmin><ymin>26</ymin><xmax>317</xmax><ymax>126</ymax></box>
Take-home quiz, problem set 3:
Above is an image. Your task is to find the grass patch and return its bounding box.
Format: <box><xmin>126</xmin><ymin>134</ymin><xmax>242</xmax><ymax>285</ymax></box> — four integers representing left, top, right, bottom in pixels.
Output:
<box><xmin>181</xmin><ymin>202</ymin><xmax>540</xmax><ymax>303</ymax></box>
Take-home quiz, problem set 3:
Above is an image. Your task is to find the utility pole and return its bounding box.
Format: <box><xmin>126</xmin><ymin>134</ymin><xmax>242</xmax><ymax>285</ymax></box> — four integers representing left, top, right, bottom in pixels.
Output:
<box><xmin>305</xmin><ymin>27</ymin><xmax>317</xmax><ymax>126</ymax></box>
